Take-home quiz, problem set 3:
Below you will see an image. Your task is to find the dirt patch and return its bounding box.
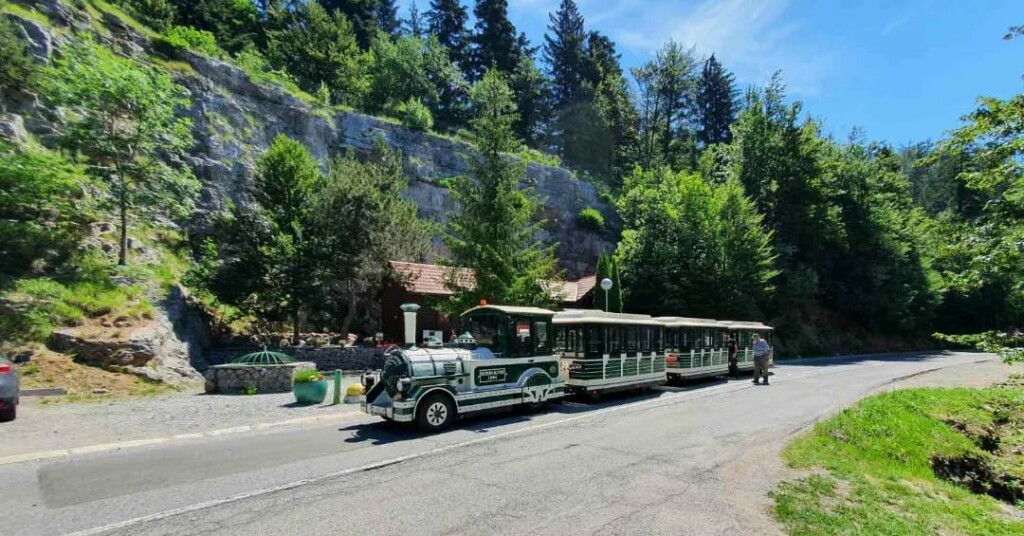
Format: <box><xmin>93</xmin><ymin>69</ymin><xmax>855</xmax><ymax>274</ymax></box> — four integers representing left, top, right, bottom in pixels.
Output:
<box><xmin>17</xmin><ymin>345</ymin><xmax>183</xmax><ymax>402</ymax></box>
<box><xmin>931</xmin><ymin>397</ymin><xmax>1024</xmax><ymax>505</ymax></box>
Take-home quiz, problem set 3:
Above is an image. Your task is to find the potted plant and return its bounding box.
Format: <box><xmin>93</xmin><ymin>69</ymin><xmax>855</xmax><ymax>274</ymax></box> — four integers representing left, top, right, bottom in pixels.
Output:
<box><xmin>292</xmin><ymin>369</ymin><xmax>328</xmax><ymax>405</ymax></box>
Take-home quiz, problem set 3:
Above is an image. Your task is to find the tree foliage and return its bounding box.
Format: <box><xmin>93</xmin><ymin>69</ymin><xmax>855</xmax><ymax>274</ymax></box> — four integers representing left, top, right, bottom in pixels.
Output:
<box><xmin>443</xmin><ymin>70</ymin><xmax>560</xmax><ymax>312</ymax></box>
<box><xmin>41</xmin><ymin>38</ymin><xmax>198</xmax><ymax>266</ymax></box>
<box><xmin>267</xmin><ymin>1</ymin><xmax>367</xmax><ymax>105</ymax></box>
<box><xmin>203</xmin><ymin>135</ymin><xmax>430</xmax><ymax>340</ymax></box>
<box><xmin>615</xmin><ymin>167</ymin><xmax>777</xmax><ymax>319</ymax></box>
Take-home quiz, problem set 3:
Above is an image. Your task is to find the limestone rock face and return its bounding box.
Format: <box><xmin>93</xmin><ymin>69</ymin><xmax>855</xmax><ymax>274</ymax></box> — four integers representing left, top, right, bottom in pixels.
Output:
<box><xmin>178</xmin><ymin>53</ymin><xmax>615</xmax><ymax>277</ymax></box>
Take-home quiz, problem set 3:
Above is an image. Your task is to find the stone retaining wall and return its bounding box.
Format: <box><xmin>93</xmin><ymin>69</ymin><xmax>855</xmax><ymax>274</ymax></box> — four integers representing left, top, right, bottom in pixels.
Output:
<box><xmin>203</xmin><ymin>362</ymin><xmax>315</xmax><ymax>394</ymax></box>
<box><xmin>205</xmin><ymin>346</ymin><xmax>386</xmax><ymax>372</ymax></box>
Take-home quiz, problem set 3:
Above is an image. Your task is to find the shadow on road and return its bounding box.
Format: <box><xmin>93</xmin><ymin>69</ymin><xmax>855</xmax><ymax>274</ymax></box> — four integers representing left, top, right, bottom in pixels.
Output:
<box><xmin>774</xmin><ymin>350</ymin><xmax>968</xmax><ymax>368</ymax></box>
<box><xmin>338</xmin><ymin>379</ymin><xmax>737</xmax><ymax>444</ymax></box>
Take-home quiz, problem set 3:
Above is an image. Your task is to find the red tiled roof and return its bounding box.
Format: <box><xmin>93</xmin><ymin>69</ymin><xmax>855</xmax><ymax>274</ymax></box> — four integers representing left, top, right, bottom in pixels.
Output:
<box><xmin>389</xmin><ymin>261</ymin><xmax>474</xmax><ymax>296</ymax></box>
<box><xmin>561</xmin><ymin>275</ymin><xmax>597</xmax><ymax>303</ymax></box>
<box><xmin>389</xmin><ymin>261</ymin><xmax>594</xmax><ymax>304</ymax></box>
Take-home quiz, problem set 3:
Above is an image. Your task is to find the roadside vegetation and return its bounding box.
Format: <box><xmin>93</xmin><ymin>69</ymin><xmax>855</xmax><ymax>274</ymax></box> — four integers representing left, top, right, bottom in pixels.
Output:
<box><xmin>773</xmin><ymin>380</ymin><xmax>1024</xmax><ymax>535</ymax></box>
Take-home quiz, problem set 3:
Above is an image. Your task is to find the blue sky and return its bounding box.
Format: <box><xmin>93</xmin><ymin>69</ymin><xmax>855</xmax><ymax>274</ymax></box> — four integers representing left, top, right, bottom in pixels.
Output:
<box><xmin>408</xmin><ymin>0</ymin><xmax>1023</xmax><ymax>145</ymax></box>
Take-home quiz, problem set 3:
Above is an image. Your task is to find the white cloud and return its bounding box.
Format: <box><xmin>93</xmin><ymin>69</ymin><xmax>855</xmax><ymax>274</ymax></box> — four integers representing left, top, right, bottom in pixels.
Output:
<box><xmin>607</xmin><ymin>0</ymin><xmax>840</xmax><ymax>96</ymax></box>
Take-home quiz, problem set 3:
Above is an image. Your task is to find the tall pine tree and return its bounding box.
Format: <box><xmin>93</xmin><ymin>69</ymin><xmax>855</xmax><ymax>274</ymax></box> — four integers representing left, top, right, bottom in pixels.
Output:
<box><xmin>375</xmin><ymin>0</ymin><xmax>400</xmax><ymax>37</ymax></box>
<box><xmin>443</xmin><ymin>69</ymin><xmax>560</xmax><ymax>311</ymax></box>
<box><xmin>695</xmin><ymin>54</ymin><xmax>738</xmax><ymax>148</ymax></box>
<box><xmin>404</xmin><ymin>1</ymin><xmax>424</xmax><ymax>37</ymax></box>
<box><xmin>319</xmin><ymin>0</ymin><xmax>379</xmax><ymax>49</ymax></box>
<box><xmin>471</xmin><ymin>0</ymin><xmax>521</xmax><ymax>79</ymax></box>
<box><xmin>544</xmin><ymin>0</ymin><xmax>588</xmax><ymax>106</ymax></box>
<box><xmin>426</xmin><ymin>0</ymin><xmax>471</xmax><ymax>77</ymax></box>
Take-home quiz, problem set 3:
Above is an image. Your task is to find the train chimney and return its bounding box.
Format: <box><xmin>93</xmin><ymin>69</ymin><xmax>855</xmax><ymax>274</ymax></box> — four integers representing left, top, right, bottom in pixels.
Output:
<box><xmin>400</xmin><ymin>303</ymin><xmax>421</xmax><ymax>347</ymax></box>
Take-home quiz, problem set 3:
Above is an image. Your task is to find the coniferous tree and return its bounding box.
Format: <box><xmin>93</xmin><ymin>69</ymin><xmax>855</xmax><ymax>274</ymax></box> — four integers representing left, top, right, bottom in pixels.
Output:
<box><xmin>426</xmin><ymin>0</ymin><xmax>470</xmax><ymax>75</ymax></box>
<box><xmin>172</xmin><ymin>0</ymin><xmax>263</xmax><ymax>53</ymax></box>
<box><xmin>695</xmin><ymin>54</ymin><xmax>738</xmax><ymax>148</ymax></box>
<box><xmin>443</xmin><ymin>70</ymin><xmax>560</xmax><ymax>311</ymax></box>
<box><xmin>267</xmin><ymin>1</ymin><xmax>367</xmax><ymax>105</ymax></box>
<box><xmin>508</xmin><ymin>53</ymin><xmax>551</xmax><ymax>148</ymax></box>
<box><xmin>471</xmin><ymin>0</ymin><xmax>521</xmax><ymax>79</ymax></box>
<box><xmin>544</xmin><ymin>0</ymin><xmax>588</xmax><ymax>106</ymax></box>
<box><xmin>375</xmin><ymin>0</ymin><xmax>400</xmax><ymax>37</ymax></box>
<box><xmin>319</xmin><ymin>0</ymin><xmax>379</xmax><ymax>49</ymax></box>
<box><xmin>404</xmin><ymin>1</ymin><xmax>424</xmax><ymax>38</ymax></box>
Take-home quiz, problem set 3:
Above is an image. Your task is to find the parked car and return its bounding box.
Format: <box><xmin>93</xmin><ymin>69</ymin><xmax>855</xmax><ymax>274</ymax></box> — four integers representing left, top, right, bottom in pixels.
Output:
<box><xmin>0</xmin><ymin>353</ymin><xmax>23</xmax><ymax>422</ymax></box>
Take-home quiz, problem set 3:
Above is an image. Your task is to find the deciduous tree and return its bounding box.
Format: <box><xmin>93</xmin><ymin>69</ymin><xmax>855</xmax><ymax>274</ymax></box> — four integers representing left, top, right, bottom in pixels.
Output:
<box><xmin>42</xmin><ymin>39</ymin><xmax>198</xmax><ymax>266</ymax></box>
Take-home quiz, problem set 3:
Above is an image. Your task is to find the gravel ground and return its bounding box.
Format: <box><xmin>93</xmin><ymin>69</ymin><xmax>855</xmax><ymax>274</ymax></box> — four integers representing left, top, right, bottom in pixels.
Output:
<box><xmin>2</xmin><ymin>375</ymin><xmax>365</xmax><ymax>458</ymax></box>
<box><xmin>887</xmin><ymin>357</ymin><xmax>1019</xmax><ymax>389</ymax></box>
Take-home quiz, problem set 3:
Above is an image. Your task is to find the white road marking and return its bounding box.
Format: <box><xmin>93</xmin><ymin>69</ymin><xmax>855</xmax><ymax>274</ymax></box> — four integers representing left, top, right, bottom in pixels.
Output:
<box><xmin>61</xmin><ymin>357</ymin><xmax>974</xmax><ymax>536</ymax></box>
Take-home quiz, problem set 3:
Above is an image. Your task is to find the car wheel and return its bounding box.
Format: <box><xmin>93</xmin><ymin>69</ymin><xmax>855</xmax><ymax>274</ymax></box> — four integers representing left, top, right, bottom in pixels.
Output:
<box><xmin>0</xmin><ymin>405</ymin><xmax>16</xmax><ymax>422</ymax></box>
<box><xmin>417</xmin><ymin>393</ymin><xmax>455</xmax><ymax>432</ymax></box>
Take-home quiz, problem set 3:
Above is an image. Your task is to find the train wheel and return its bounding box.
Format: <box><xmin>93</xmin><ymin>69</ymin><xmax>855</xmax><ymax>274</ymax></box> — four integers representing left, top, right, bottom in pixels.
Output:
<box><xmin>417</xmin><ymin>393</ymin><xmax>455</xmax><ymax>432</ymax></box>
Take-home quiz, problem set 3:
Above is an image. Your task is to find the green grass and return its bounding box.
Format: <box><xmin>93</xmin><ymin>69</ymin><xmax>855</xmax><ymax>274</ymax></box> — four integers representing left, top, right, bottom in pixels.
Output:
<box><xmin>85</xmin><ymin>0</ymin><xmax>159</xmax><ymax>39</ymax></box>
<box><xmin>1</xmin><ymin>2</ymin><xmax>53</xmax><ymax>26</ymax></box>
<box><xmin>772</xmin><ymin>387</ymin><xmax>1024</xmax><ymax>535</ymax></box>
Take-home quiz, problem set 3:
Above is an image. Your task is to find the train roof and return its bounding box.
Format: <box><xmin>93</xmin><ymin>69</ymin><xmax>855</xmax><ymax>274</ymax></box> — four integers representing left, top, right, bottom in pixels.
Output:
<box><xmin>461</xmin><ymin>305</ymin><xmax>557</xmax><ymax>317</ymax></box>
<box><xmin>721</xmin><ymin>321</ymin><xmax>774</xmax><ymax>331</ymax></box>
<box><xmin>655</xmin><ymin>316</ymin><xmax>724</xmax><ymax>327</ymax></box>
<box><xmin>553</xmin><ymin>309</ymin><xmax>662</xmax><ymax>326</ymax></box>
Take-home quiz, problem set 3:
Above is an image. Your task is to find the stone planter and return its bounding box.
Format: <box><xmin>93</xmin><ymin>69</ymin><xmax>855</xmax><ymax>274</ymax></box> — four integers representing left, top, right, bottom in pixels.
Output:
<box><xmin>293</xmin><ymin>380</ymin><xmax>328</xmax><ymax>405</ymax></box>
<box><xmin>204</xmin><ymin>362</ymin><xmax>315</xmax><ymax>394</ymax></box>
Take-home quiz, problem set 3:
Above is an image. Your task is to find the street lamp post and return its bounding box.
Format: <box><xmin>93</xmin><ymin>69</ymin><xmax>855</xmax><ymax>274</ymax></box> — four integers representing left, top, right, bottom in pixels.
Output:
<box><xmin>600</xmin><ymin>278</ymin><xmax>613</xmax><ymax>313</ymax></box>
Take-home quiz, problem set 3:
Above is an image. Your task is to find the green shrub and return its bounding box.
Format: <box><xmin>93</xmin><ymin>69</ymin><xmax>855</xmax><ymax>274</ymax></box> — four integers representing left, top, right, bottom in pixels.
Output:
<box><xmin>515</xmin><ymin>147</ymin><xmax>561</xmax><ymax>168</ymax></box>
<box><xmin>160</xmin><ymin>25</ymin><xmax>220</xmax><ymax>57</ymax></box>
<box><xmin>234</xmin><ymin>48</ymin><xmax>309</xmax><ymax>100</ymax></box>
<box><xmin>397</xmin><ymin>98</ymin><xmax>433</xmax><ymax>132</ymax></box>
<box><xmin>293</xmin><ymin>369</ymin><xmax>324</xmax><ymax>383</ymax></box>
<box><xmin>576</xmin><ymin>208</ymin><xmax>605</xmax><ymax>232</ymax></box>
<box><xmin>0</xmin><ymin>253</ymin><xmax>155</xmax><ymax>343</ymax></box>
<box><xmin>112</xmin><ymin>0</ymin><xmax>175</xmax><ymax>32</ymax></box>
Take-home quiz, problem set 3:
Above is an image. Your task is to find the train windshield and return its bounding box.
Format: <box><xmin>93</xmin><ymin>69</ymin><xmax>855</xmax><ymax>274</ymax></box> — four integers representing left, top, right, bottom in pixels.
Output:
<box><xmin>462</xmin><ymin>313</ymin><xmax>504</xmax><ymax>354</ymax></box>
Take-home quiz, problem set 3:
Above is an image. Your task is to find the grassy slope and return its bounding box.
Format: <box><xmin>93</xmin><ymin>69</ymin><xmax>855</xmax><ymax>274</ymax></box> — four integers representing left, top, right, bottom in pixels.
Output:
<box><xmin>772</xmin><ymin>386</ymin><xmax>1024</xmax><ymax>535</ymax></box>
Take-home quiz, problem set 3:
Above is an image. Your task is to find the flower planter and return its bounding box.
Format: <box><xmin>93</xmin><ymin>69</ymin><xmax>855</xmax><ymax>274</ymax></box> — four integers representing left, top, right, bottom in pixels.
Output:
<box><xmin>293</xmin><ymin>379</ymin><xmax>329</xmax><ymax>405</ymax></box>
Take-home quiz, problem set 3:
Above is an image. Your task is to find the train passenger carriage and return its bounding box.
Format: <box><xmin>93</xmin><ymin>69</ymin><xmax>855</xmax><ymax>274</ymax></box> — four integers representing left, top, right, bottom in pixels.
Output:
<box><xmin>659</xmin><ymin>316</ymin><xmax>774</xmax><ymax>380</ymax></box>
<box><xmin>553</xmin><ymin>309</ymin><xmax>667</xmax><ymax>396</ymax></box>
<box><xmin>361</xmin><ymin>304</ymin><xmax>565</xmax><ymax>432</ymax></box>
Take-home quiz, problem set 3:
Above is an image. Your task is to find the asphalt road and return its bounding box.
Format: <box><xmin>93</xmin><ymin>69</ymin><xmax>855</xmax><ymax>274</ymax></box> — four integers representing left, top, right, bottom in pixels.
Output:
<box><xmin>0</xmin><ymin>352</ymin><xmax>1000</xmax><ymax>536</ymax></box>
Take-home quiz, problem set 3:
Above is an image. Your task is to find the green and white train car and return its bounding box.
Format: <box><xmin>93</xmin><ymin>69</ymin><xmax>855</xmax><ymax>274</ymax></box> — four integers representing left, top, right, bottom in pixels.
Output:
<box><xmin>659</xmin><ymin>316</ymin><xmax>773</xmax><ymax>380</ymax></box>
<box><xmin>361</xmin><ymin>304</ymin><xmax>565</xmax><ymax>432</ymax></box>
<box><xmin>553</xmin><ymin>309</ymin><xmax>667</xmax><ymax>396</ymax></box>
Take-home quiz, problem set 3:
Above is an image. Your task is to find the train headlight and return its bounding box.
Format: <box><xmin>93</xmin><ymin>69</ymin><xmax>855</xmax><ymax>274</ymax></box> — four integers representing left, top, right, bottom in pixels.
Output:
<box><xmin>397</xmin><ymin>378</ymin><xmax>412</xmax><ymax>393</ymax></box>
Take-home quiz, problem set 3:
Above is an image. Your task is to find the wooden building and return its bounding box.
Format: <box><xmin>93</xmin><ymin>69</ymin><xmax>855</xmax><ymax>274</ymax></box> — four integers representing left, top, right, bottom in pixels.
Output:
<box><xmin>382</xmin><ymin>261</ymin><xmax>597</xmax><ymax>345</ymax></box>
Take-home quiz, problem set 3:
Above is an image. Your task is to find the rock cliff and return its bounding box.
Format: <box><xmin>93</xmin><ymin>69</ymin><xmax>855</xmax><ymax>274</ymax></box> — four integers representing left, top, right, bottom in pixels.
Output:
<box><xmin>180</xmin><ymin>52</ymin><xmax>615</xmax><ymax>277</ymax></box>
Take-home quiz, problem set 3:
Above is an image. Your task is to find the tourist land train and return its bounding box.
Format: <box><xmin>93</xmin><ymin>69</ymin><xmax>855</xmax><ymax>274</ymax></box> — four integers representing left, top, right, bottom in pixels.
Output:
<box><xmin>361</xmin><ymin>303</ymin><xmax>773</xmax><ymax>432</ymax></box>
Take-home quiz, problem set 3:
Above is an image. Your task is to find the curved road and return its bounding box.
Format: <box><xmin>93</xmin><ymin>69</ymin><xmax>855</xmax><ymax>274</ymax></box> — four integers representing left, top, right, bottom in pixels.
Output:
<box><xmin>1</xmin><ymin>352</ymin><xmax>999</xmax><ymax>536</ymax></box>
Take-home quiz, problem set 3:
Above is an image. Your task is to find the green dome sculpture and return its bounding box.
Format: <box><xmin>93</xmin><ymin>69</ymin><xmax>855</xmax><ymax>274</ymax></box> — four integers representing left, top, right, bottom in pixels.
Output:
<box><xmin>230</xmin><ymin>346</ymin><xmax>296</xmax><ymax>365</ymax></box>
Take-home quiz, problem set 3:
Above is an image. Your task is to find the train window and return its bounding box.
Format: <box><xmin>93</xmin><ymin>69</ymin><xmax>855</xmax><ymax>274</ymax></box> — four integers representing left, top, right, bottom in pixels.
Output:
<box><xmin>534</xmin><ymin>320</ymin><xmax>550</xmax><ymax>354</ymax></box>
<box><xmin>608</xmin><ymin>326</ymin><xmax>621</xmax><ymax>353</ymax></box>
<box><xmin>554</xmin><ymin>326</ymin><xmax>567</xmax><ymax>353</ymax></box>
<box><xmin>509</xmin><ymin>317</ymin><xmax>533</xmax><ymax>357</ymax></box>
<box><xmin>665</xmin><ymin>329</ymin><xmax>675</xmax><ymax>350</ymax></box>
<box><xmin>586</xmin><ymin>325</ymin><xmax>603</xmax><ymax>355</ymax></box>
<box><xmin>641</xmin><ymin>327</ymin><xmax>652</xmax><ymax>352</ymax></box>
<box><xmin>654</xmin><ymin>328</ymin><xmax>664</xmax><ymax>352</ymax></box>
<box><xmin>626</xmin><ymin>327</ymin><xmax>638</xmax><ymax>351</ymax></box>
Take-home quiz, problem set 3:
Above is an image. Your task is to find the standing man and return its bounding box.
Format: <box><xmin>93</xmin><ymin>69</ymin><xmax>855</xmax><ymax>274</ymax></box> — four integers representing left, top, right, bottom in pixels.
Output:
<box><xmin>752</xmin><ymin>333</ymin><xmax>772</xmax><ymax>385</ymax></box>
<box><xmin>727</xmin><ymin>336</ymin><xmax>739</xmax><ymax>376</ymax></box>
